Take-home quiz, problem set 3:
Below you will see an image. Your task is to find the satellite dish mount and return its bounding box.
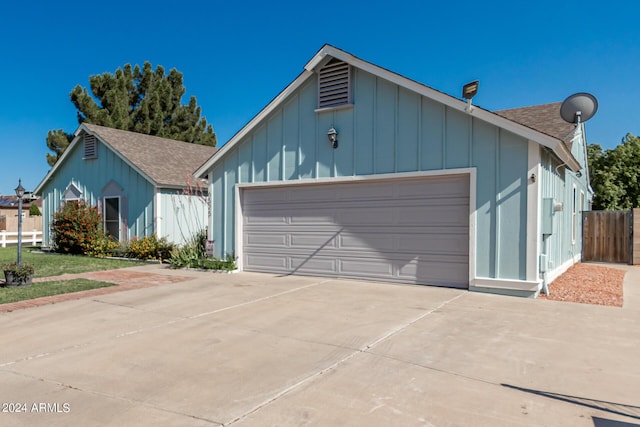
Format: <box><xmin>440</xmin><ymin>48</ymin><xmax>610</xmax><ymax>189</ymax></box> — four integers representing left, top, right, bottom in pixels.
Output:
<box><xmin>560</xmin><ymin>92</ymin><xmax>598</xmax><ymax>125</ymax></box>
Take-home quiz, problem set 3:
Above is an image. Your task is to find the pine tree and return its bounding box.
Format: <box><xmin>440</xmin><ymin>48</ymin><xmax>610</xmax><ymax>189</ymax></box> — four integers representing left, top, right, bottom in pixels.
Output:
<box><xmin>46</xmin><ymin>62</ymin><xmax>216</xmax><ymax>166</ymax></box>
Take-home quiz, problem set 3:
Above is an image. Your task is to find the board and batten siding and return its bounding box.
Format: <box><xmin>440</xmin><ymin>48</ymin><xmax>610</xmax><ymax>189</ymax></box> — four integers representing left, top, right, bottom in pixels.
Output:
<box><xmin>539</xmin><ymin>146</ymin><xmax>590</xmax><ymax>283</ymax></box>
<box><xmin>209</xmin><ymin>67</ymin><xmax>530</xmax><ymax>282</ymax></box>
<box><xmin>158</xmin><ymin>190</ymin><xmax>208</xmax><ymax>245</ymax></box>
<box><xmin>40</xmin><ymin>137</ymin><xmax>155</xmax><ymax>246</ymax></box>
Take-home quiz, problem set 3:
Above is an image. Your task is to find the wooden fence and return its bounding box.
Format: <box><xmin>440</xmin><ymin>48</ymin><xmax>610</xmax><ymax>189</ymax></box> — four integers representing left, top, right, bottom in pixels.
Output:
<box><xmin>582</xmin><ymin>209</ymin><xmax>638</xmax><ymax>264</ymax></box>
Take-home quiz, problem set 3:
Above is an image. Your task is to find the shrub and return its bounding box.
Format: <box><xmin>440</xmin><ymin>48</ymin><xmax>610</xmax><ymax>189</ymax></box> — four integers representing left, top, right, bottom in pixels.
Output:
<box><xmin>168</xmin><ymin>229</ymin><xmax>236</xmax><ymax>271</ymax></box>
<box><xmin>168</xmin><ymin>229</ymin><xmax>207</xmax><ymax>268</ymax></box>
<box><xmin>125</xmin><ymin>234</ymin><xmax>175</xmax><ymax>260</ymax></box>
<box><xmin>51</xmin><ymin>201</ymin><xmax>103</xmax><ymax>255</ymax></box>
<box><xmin>86</xmin><ymin>234</ymin><xmax>121</xmax><ymax>258</ymax></box>
<box><xmin>29</xmin><ymin>204</ymin><xmax>42</xmax><ymax>216</ymax></box>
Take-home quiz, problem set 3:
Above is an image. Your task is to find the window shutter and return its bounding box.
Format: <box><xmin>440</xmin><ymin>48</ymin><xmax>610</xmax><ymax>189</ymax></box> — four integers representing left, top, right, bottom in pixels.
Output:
<box><xmin>318</xmin><ymin>59</ymin><xmax>351</xmax><ymax>109</ymax></box>
<box><xmin>84</xmin><ymin>134</ymin><xmax>97</xmax><ymax>159</ymax></box>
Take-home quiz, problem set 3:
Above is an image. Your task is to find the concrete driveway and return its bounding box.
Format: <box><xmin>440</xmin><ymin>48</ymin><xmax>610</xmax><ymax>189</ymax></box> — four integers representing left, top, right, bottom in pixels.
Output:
<box><xmin>1</xmin><ymin>264</ymin><xmax>639</xmax><ymax>426</ymax></box>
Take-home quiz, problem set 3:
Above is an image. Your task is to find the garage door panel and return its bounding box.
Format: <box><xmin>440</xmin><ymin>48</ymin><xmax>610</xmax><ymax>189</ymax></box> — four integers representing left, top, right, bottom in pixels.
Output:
<box><xmin>289</xmin><ymin>233</ymin><xmax>338</xmax><ymax>248</ymax></box>
<box><xmin>397</xmin><ymin>260</ymin><xmax>468</xmax><ymax>288</ymax></box>
<box><xmin>290</xmin><ymin>256</ymin><xmax>338</xmax><ymax>273</ymax></box>
<box><xmin>397</xmin><ymin>175</ymin><xmax>468</xmax><ymax>197</ymax></box>
<box><xmin>241</xmin><ymin>174</ymin><xmax>470</xmax><ymax>288</ymax></box>
<box><xmin>288</xmin><ymin>214</ymin><xmax>338</xmax><ymax>224</ymax></box>
<box><xmin>245</xmin><ymin>254</ymin><xmax>288</xmax><ymax>270</ymax></box>
<box><xmin>244</xmin><ymin>214</ymin><xmax>288</xmax><ymax>225</ymax></box>
<box><xmin>396</xmin><ymin>204</ymin><xmax>468</xmax><ymax>226</ymax></box>
<box><xmin>393</xmin><ymin>234</ymin><xmax>468</xmax><ymax>255</ymax></box>
<box><xmin>340</xmin><ymin>258</ymin><xmax>394</xmax><ymax>276</ymax></box>
<box><xmin>245</xmin><ymin>232</ymin><xmax>288</xmax><ymax>247</ymax></box>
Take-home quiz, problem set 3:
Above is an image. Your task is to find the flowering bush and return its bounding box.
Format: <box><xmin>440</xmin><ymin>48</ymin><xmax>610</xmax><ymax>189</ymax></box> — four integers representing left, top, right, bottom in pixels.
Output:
<box><xmin>51</xmin><ymin>201</ymin><xmax>103</xmax><ymax>255</ymax></box>
<box><xmin>86</xmin><ymin>234</ymin><xmax>122</xmax><ymax>258</ymax></box>
<box><xmin>125</xmin><ymin>234</ymin><xmax>175</xmax><ymax>260</ymax></box>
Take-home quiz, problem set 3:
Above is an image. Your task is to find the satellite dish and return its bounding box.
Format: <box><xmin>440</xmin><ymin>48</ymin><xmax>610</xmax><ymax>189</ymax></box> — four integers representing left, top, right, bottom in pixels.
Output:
<box><xmin>560</xmin><ymin>92</ymin><xmax>598</xmax><ymax>124</ymax></box>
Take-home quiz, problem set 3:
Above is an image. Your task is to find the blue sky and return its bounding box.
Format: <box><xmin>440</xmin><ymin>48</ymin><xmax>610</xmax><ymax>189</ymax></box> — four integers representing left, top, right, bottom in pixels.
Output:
<box><xmin>1</xmin><ymin>0</ymin><xmax>638</xmax><ymax>195</ymax></box>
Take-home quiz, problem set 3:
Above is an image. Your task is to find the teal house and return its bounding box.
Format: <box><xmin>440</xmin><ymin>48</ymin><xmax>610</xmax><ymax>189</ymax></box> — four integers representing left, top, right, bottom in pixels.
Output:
<box><xmin>195</xmin><ymin>45</ymin><xmax>592</xmax><ymax>297</ymax></box>
<box><xmin>35</xmin><ymin>123</ymin><xmax>217</xmax><ymax>247</ymax></box>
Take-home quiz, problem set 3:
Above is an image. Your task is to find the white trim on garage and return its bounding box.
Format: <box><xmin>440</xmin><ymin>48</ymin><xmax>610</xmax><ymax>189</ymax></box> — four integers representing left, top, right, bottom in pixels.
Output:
<box><xmin>235</xmin><ymin>168</ymin><xmax>476</xmax><ymax>287</ymax></box>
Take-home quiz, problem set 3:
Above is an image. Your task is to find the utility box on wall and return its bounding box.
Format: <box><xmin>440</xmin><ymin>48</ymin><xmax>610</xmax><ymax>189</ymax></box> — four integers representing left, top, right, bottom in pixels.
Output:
<box><xmin>542</xmin><ymin>198</ymin><xmax>555</xmax><ymax>235</ymax></box>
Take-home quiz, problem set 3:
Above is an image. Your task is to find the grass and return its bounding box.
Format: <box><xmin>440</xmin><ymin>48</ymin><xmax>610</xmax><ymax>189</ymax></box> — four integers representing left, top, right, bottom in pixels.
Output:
<box><xmin>0</xmin><ymin>247</ymin><xmax>144</xmax><ymax>278</ymax></box>
<box><xmin>0</xmin><ymin>279</ymin><xmax>116</xmax><ymax>305</ymax></box>
<box><xmin>0</xmin><ymin>246</ymin><xmax>145</xmax><ymax>305</ymax></box>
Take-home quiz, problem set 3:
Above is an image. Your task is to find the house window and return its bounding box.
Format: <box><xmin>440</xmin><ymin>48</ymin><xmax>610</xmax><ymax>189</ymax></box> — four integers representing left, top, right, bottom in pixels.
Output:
<box><xmin>84</xmin><ymin>134</ymin><xmax>97</xmax><ymax>159</ymax></box>
<box><xmin>104</xmin><ymin>196</ymin><xmax>120</xmax><ymax>241</ymax></box>
<box><xmin>317</xmin><ymin>58</ymin><xmax>351</xmax><ymax>109</ymax></box>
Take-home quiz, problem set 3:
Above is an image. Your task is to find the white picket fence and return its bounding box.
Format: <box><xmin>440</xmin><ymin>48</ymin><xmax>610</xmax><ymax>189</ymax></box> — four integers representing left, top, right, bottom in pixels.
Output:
<box><xmin>0</xmin><ymin>230</ymin><xmax>43</xmax><ymax>248</ymax></box>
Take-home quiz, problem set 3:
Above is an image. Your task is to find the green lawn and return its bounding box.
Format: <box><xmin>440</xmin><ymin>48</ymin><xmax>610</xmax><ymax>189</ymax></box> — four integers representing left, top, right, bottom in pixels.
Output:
<box><xmin>0</xmin><ymin>279</ymin><xmax>116</xmax><ymax>305</ymax></box>
<box><xmin>0</xmin><ymin>247</ymin><xmax>144</xmax><ymax>305</ymax></box>
<box><xmin>0</xmin><ymin>247</ymin><xmax>144</xmax><ymax>278</ymax></box>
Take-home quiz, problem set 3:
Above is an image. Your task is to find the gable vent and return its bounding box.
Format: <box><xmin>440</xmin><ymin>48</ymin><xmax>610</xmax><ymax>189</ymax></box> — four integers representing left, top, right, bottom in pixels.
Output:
<box><xmin>84</xmin><ymin>134</ymin><xmax>97</xmax><ymax>159</ymax></box>
<box><xmin>318</xmin><ymin>59</ymin><xmax>351</xmax><ymax>109</ymax></box>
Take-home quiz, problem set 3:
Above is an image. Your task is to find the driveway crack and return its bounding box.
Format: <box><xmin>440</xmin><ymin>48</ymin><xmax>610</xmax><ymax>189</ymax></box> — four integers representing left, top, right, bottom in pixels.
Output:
<box><xmin>224</xmin><ymin>292</ymin><xmax>465</xmax><ymax>426</ymax></box>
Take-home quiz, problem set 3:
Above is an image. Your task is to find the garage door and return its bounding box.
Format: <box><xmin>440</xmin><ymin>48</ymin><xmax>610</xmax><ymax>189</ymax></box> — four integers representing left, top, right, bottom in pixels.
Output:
<box><xmin>240</xmin><ymin>174</ymin><xmax>470</xmax><ymax>288</ymax></box>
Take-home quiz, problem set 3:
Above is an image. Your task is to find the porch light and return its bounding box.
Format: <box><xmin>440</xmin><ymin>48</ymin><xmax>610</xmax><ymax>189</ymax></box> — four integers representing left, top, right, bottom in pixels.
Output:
<box><xmin>327</xmin><ymin>127</ymin><xmax>338</xmax><ymax>149</ymax></box>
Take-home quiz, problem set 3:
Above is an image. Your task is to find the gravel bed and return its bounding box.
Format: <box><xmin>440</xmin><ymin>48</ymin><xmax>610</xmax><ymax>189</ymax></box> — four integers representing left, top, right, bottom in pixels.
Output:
<box><xmin>539</xmin><ymin>263</ymin><xmax>625</xmax><ymax>307</ymax></box>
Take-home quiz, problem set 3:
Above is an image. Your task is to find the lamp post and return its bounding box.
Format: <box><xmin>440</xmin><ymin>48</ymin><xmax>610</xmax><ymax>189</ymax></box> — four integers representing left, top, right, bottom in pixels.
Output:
<box><xmin>15</xmin><ymin>179</ymin><xmax>25</xmax><ymax>266</ymax></box>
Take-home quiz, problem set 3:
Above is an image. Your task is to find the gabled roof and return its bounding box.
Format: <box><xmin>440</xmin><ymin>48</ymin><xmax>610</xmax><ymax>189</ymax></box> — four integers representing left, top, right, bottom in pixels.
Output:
<box><xmin>35</xmin><ymin>124</ymin><xmax>217</xmax><ymax>194</ymax></box>
<box><xmin>495</xmin><ymin>102</ymin><xmax>576</xmax><ymax>142</ymax></box>
<box><xmin>195</xmin><ymin>44</ymin><xmax>581</xmax><ymax>177</ymax></box>
<box><xmin>82</xmin><ymin>124</ymin><xmax>217</xmax><ymax>186</ymax></box>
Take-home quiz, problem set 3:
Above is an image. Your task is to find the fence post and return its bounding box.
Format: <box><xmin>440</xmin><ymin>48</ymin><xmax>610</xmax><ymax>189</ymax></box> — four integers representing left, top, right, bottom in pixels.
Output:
<box><xmin>0</xmin><ymin>230</ymin><xmax>5</xmax><ymax>248</ymax></box>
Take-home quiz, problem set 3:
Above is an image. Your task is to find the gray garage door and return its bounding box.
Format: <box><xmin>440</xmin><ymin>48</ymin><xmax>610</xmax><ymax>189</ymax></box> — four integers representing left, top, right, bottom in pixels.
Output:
<box><xmin>241</xmin><ymin>174</ymin><xmax>469</xmax><ymax>288</ymax></box>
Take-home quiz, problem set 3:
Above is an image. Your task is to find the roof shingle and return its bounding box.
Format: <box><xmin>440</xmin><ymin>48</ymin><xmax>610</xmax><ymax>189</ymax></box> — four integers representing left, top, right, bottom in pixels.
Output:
<box><xmin>82</xmin><ymin>123</ymin><xmax>217</xmax><ymax>188</ymax></box>
<box><xmin>494</xmin><ymin>102</ymin><xmax>576</xmax><ymax>141</ymax></box>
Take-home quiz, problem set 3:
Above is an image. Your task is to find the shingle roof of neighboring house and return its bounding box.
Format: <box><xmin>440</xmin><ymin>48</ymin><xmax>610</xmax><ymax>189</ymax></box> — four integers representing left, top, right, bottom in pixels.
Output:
<box><xmin>494</xmin><ymin>102</ymin><xmax>576</xmax><ymax>142</ymax></box>
<box><xmin>0</xmin><ymin>195</ymin><xmax>40</xmax><ymax>208</ymax></box>
<box><xmin>82</xmin><ymin>123</ymin><xmax>218</xmax><ymax>188</ymax></box>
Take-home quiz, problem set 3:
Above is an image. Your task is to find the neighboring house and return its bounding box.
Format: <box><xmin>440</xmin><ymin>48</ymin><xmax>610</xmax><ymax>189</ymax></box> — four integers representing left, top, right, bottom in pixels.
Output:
<box><xmin>195</xmin><ymin>44</ymin><xmax>591</xmax><ymax>297</ymax></box>
<box><xmin>34</xmin><ymin>123</ymin><xmax>217</xmax><ymax>247</ymax></box>
<box><xmin>0</xmin><ymin>196</ymin><xmax>43</xmax><ymax>232</ymax></box>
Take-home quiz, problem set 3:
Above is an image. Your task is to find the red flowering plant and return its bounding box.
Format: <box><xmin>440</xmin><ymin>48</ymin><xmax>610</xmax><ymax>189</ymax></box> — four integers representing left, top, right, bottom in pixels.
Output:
<box><xmin>51</xmin><ymin>201</ymin><xmax>104</xmax><ymax>255</ymax></box>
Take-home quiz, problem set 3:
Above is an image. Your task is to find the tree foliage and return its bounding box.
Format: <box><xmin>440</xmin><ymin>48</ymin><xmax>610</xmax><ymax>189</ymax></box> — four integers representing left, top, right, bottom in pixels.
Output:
<box><xmin>588</xmin><ymin>133</ymin><xmax>640</xmax><ymax>210</ymax></box>
<box><xmin>46</xmin><ymin>62</ymin><xmax>216</xmax><ymax>166</ymax></box>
